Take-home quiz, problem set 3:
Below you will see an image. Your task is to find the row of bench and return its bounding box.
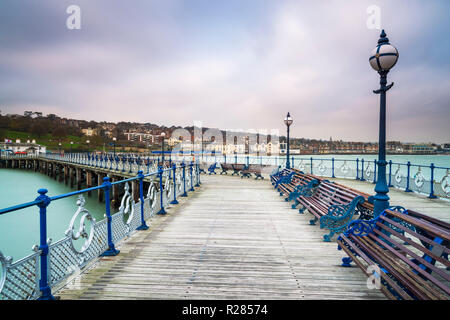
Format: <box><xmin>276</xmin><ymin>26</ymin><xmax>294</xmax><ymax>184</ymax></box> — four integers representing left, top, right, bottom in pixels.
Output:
<box><xmin>200</xmin><ymin>163</ymin><xmax>268</xmax><ymax>180</ymax></box>
<box><xmin>271</xmin><ymin>168</ymin><xmax>450</xmax><ymax>300</ymax></box>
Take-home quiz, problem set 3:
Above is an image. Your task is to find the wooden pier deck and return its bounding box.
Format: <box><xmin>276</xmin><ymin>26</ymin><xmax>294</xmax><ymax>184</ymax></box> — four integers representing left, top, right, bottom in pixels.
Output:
<box><xmin>57</xmin><ymin>174</ymin><xmax>385</xmax><ymax>300</ymax></box>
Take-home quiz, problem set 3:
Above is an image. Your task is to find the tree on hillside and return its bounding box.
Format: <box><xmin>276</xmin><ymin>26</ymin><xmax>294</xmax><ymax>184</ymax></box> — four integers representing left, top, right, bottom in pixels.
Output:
<box><xmin>53</xmin><ymin>126</ymin><xmax>67</xmax><ymax>138</ymax></box>
<box><xmin>30</xmin><ymin>122</ymin><xmax>47</xmax><ymax>137</ymax></box>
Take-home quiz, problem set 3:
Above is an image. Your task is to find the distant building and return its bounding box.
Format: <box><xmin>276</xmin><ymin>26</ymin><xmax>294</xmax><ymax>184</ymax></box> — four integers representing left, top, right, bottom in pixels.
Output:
<box><xmin>81</xmin><ymin>127</ymin><xmax>98</xmax><ymax>136</ymax></box>
<box><xmin>1</xmin><ymin>139</ymin><xmax>46</xmax><ymax>155</ymax></box>
<box><xmin>125</xmin><ymin>132</ymin><xmax>157</xmax><ymax>144</ymax></box>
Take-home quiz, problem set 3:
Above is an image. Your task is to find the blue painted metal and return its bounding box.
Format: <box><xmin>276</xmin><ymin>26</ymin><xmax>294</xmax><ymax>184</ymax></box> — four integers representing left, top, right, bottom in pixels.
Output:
<box><xmin>310</xmin><ymin>157</ymin><xmax>313</xmax><ymax>174</ymax></box>
<box><xmin>388</xmin><ymin>160</ymin><xmax>393</xmax><ymax>187</ymax></box>
<box><xmin>35</xmin><ymin>189</ymin><xmax>55</xmax><ymax>300</ymax></box>
<box><xmin>157</xmin><ymin>166</ymin><xmax>166</xmax><ymax>214</ymax></box>
<box><xmin>100</xmin><ymin>176</ymin><xmax>120</xmax><ymax>256</ymax></box>
<box><xmin>288</xmin><ymin>179</ymin><xmax>319</xmax><ymax>209</ymax></box>
<box><xmin>360</xmin><ymin>159</ymin><xmax>365</xmax><ymax>181</ymax></box>
<box><xmin>170</xmin><ymin>164</ymin><xmax>179</xmax><ymax>205</ymax></box>
<box><xmin>285</xmin><ymin>112</ymin><xmax>291</xmax><ymax>169</ymax></box>
<box><xmin>208</xmin><ymin>163</ymin><xmax>217</xmax><ymax>175</ymax></box>
<box><xmin>189</xmin><ymin>162</ymin><xmax>195</xmax><ymax>192</ymax></box>
<box><xmin>331</xmin><ymin>158</ymin><xmax>335</xmax><ymax>178</ymax></box>
<box><xmin>137</xmin><ymin>170</ymin><xmax>149</xmax><ymax>230</ymax></box>
<box><xmin>429</xmin><ymin>163</ymin><xmax>437</xmax><ymax>199</ymax></box>
<box><xmin>319</xmin><ymin>196</ymin><xmax>365</xmax><ymax>242</ymax></box>
<box><xmin>372</xmin><ymin>32</ymin><xmax>395</xmax><ymax>217</ymax></box>
<box><xmin>356</xmin><ymin>158</ymin><xmax>360</xmax><ymax>180</ymax></box>
<box><xmin>405</xmin><ymin>161</ymin><xmax>412</xmax><ymax>192</ymax></box>
<box><xmin>195</xmin><ymin>162</ymin><xmax>201</xmax><ymax>187</ymax></box>
<box><xmin>181</xmin><ymin>162</ymin><xmax>188</xmax><ymax>197</ymax></box>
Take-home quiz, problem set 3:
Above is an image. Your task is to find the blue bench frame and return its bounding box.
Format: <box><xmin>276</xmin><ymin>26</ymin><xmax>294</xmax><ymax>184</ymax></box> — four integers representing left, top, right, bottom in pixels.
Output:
<box><xmin>208</xmin><ymin>163</ymin><xmax>217</xmax><ymax>175</ymax></box>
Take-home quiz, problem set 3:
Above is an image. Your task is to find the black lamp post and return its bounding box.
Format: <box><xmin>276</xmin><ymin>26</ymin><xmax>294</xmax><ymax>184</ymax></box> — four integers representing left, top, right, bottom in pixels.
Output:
<box><xmin>369</xmin><ymin>29</ymin><xmax>399</xmax><ymax>217</ymax></box>
<box><xmin>112</xmin><ymin>137</ymin><xmax>117</xmax><ymax>157</ymax></box>
<box><xmin>284</xmin><ymin>112</ymin><xmax>293</xmax><ymax>169</ymax></box>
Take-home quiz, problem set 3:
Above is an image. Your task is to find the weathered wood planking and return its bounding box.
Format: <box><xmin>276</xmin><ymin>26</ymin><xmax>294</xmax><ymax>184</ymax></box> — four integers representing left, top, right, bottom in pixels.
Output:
<box><xmin>57</xmin><ymin>175</ymin><xmax>386</xmax><ymax>300</ymax></box>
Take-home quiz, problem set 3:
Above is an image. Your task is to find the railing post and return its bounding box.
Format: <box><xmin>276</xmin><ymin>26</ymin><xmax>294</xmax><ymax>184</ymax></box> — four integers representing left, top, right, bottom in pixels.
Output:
<box><xmin>429</xmin><ymin>163</ymin><xmax>437</xmax><ymax>199</ymax></box>
<box><xmin>137</xmin><ymin>170</ymin><xmax>149</xmax><ymax>230</ymax></box>
<box><xmin>361</xmin><ymin>159</ymin><xmax>365</xmax><ymax>181</ymax></box>
<box><xmin>373</xmin><ymin>159</ymin><xmax>377</xmax><ymax>184</ymax></box>
<box><xmin>291</xmin><ymin>156</ymin><xmax>294</xmax><ymax>168</ymax></box>
<box><xmin>100</xmin><ymin>177</ymin><xmax>120</xmax><ymax>256</ymax></box>
<box><xmin>157</xmin><ymin>166</ymin><xmax>167</xmax><ymax>214</ymax></box>
<box><xmin>195</xmin><ymin>161</ymin><xmax>200</xmax><ymax>187</ymax></box>
<box><xmin>310</xmin><ymin>157</ymin><xmax>313</xmax><ymax>175</ymax></box>
<box><xmin>36</xmin><ymin>189</ymin><xmax>55</xmax><ymax>300</ymax></box>
<box><xmin>405</xmin><ymin>161</ymin><xmax>412</xmax><ymax>192</ymax></box>
<box><xmin>234</xmin><ymin>154</ymin><xmax>237</xmax><ymax>164</ymax></box>
<box><xmin>181</xmin><ymin>162</ymin><xmax>187</xmax><ymax>197</ymax></box>
<box><xmin>388</xmin><ymin>160</ymin><xmax>393</xmax><ymax>187</ymax></box>
<box><xmin>331</xmin><ymin>158</ymin><xmax>335</xmax><ymax>178</ymax></box>
<box><xmin>356</xmin><ymin>158</ymin><xmax>359</xmax><ymax>180</ymax></box>
<box><xmin>189</xmin><ymin>162</ymin><xmax>195</xmax><ymax>192</ymax></box>
<box><xmin>170</xmin><ymin>164</ymin><xmax>179</xmax><ymax>204</ymax></box>
<box><xmin>246</xmin><ymin>156</ymin><xmax>249</xmax><ymax>166</ymax></box>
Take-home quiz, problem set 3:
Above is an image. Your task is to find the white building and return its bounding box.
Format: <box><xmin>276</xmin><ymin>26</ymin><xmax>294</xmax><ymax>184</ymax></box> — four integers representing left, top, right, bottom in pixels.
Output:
<box><xmin>1</xmin><ymin>139</ymin><xmax>46</xmax><ymax>155</ymax></box>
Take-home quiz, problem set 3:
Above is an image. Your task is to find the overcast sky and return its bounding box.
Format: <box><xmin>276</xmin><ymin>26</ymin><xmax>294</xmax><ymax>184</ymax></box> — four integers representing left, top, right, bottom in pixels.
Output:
<box><xmin>0</xmin><ymin>0</ymin><xmax>449</xmax><ymax>143</ymax></box>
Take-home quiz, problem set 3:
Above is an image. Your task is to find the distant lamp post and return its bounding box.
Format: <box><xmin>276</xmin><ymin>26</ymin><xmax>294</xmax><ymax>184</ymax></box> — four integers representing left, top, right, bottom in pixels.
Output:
<box><xmin>58</xmin><ymin>142</ymin><xmax>62</xmax><ymax>155</ymax></box>
<box><xmin>70</xmin><ymin>141</ymin><xmax>73</xmax><ymax>153</ymax></box>
<box><xmin>160</xmin><ymin>132</ymin><xmax>166</xmax><ymax>166</ymax></box>
<box><xmin>284</xmin><ymin>112</ymin><xmax>293</xmax><ymax>169</ymax></box>
<box><xmin>112</xmin><ymin>137</ymin><xmax>117</xmax><ymax>157</ymax></box>
<box><xmin>369</xmin><ymin>29</ymin><xmax>399</xmax><ymax>217</ymax></box>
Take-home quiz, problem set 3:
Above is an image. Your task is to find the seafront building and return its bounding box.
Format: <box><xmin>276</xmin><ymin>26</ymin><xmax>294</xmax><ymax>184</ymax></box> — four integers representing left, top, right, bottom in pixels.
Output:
<box><xmin>0</xmin><ymin>139</ymin><xmax>46</xmax><ymax>155</ymax></box>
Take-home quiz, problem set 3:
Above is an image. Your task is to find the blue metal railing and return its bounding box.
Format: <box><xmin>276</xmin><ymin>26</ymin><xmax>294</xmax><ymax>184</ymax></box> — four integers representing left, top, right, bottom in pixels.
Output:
<box><xmin>2</xmin><ymin>153</ymin><xmax>449</xmax><ymax>199</ymax></box>
<box><xmin>0</xmin><ymin>160</ymin><xmax>201</xmax><ymax>300</ymax></box>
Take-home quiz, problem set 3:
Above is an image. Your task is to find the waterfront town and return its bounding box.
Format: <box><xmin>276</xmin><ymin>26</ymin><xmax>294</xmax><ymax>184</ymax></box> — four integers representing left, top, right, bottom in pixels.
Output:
<box><xmin>1</xmin><ymin>111</ymin><xmax>448</xmax><ymax>156</ymax></box>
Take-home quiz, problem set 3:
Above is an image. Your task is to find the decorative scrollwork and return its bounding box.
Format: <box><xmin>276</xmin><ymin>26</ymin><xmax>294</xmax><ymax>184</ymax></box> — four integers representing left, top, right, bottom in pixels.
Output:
<box><xmin>365</xmin><ymin>163</ymin><xmax>372</xmax><ymax>178</ymax></box>
<box><xmin>344</xmin><ymin>218</ymin><xmax>378</xmax><ymax>237</ymax></box>
<box><xmin>176</xmin><ymin>170</ymin><xmax>182</xmax><ymax>194</ymax></box>
<box><xmin>146</xmin><ymin>178</ymin><xmax>157</xmax><ymax>214</ymax></box>
<box><xmin>440</xmin><ymin>169</ymin><xmax>450</xmax><ymax>196</ymax></box>
<box><xmin>414</xmin><ymin>167</ymin><xmax>425</xmax><ymax>189</ymax></box>
<box><xmin>65</xmin><ymin>195</ymin><xmax>96</xmax><ymax>254</ymax></box>
<box><xmin>394</xmin><ymin>165</ymin><xmax>402</xmax><ymax>184</ymax></box>
<box><xmin>340</xmin><ymin>161</ymin><xmax>350</xmax><ymax>174</ymax></box>
<box><xmin>164</xmin><ymin>171</ymin><xmax>173</xmax><ymax>201</ymax></box>
<box><xmin>318</xmin><ymin>160</ymin><xmax>326</xmax><ymax>173</ymax></box>
<box><xmin>297</xmin><ymin>160</ymin><xmax>305</xmax><ymax>172</ymax></box>
<box><xmin>0</xmin><ymin>250</ymin><xmax>13</xmax><ymax>294</ymax></box>
<box><xmin>120</xmin><ymin>182</ymin><xmax>135</xmax><ymax>227</ymax></box>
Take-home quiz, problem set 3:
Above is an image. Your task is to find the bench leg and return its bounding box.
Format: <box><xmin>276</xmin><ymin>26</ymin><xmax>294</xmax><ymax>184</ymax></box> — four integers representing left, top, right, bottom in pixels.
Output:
<box><xmin>309</xmin><ymin>216</ymin><xmax>318</xmax><ymax>225</ymax></box>
<box><xmin>298</xmin><ymin>206</ymin><xmax>306</xmax><ymax>214</ymax></box>
<box><xmin>323</xmin><ymin>231</ymin><xmax>335</xmax><ymax>242</ymax></box>
<box><xmin>341</xmin><ymin>257</ymin><xmax>353</xmax><ymax>267</ymax></box>
<box><xmin>291</xmin><ymin>200</ymin><xmax>299</xmax><ymax>209</ymax></box>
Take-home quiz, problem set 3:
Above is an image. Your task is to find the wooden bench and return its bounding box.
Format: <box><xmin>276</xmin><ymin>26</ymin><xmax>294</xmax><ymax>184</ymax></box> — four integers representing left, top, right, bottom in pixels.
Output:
<box><xmin>248</xmin><ymin>164</ymin><xmax>264</xmax><ymax>180</ymax></box>
<box><xmin>207</xmin><ymin>163</ymin><xmax>217</xmax><ymax>175</ymax></box>
<box><xmin>337</xmin><ymin>206</ymin><xmax>450</xmax><ymax>300</ymax></box>
<box><xmin>295</xmin><ymin>180</ymin><xmax>373</xmax><ymax>241</ymax></box>
<box><xmin>231</xmin><ymin>164</ymin><xmax>245</xmax><ymax>176</ymax></box>
<box><xmin>277</xmin><ymin>169</ymin><xmax>323</xmax><ymax>200</ymax></box>
<box><xmin>198</xmin><ymin>163</ymin><xmax>207</xmax><ymax>174</ymax></box>
<box><xmin>220</xmin><ymin>163</ymin><xmax>233</xmax><ymax>175</ymax></box>
<box><xmin>240</xmin><ymin>164</ymin><xmax>251</xmax><ymax>178</ymax></box>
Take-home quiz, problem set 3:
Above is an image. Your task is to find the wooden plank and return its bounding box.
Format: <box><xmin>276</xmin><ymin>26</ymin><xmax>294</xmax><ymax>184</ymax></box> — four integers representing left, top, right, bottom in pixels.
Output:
<box><xmin>56</xmin><ymin>174</ymin><xmax>386</xmax><ymax>300</ymax></box>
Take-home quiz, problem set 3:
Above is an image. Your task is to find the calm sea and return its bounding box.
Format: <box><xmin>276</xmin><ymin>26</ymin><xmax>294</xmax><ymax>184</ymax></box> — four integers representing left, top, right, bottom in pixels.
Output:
<box><xmin>0</xmin><ymin>168</ymin><xmax>105</xmax><ymax>261</ymax></box>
